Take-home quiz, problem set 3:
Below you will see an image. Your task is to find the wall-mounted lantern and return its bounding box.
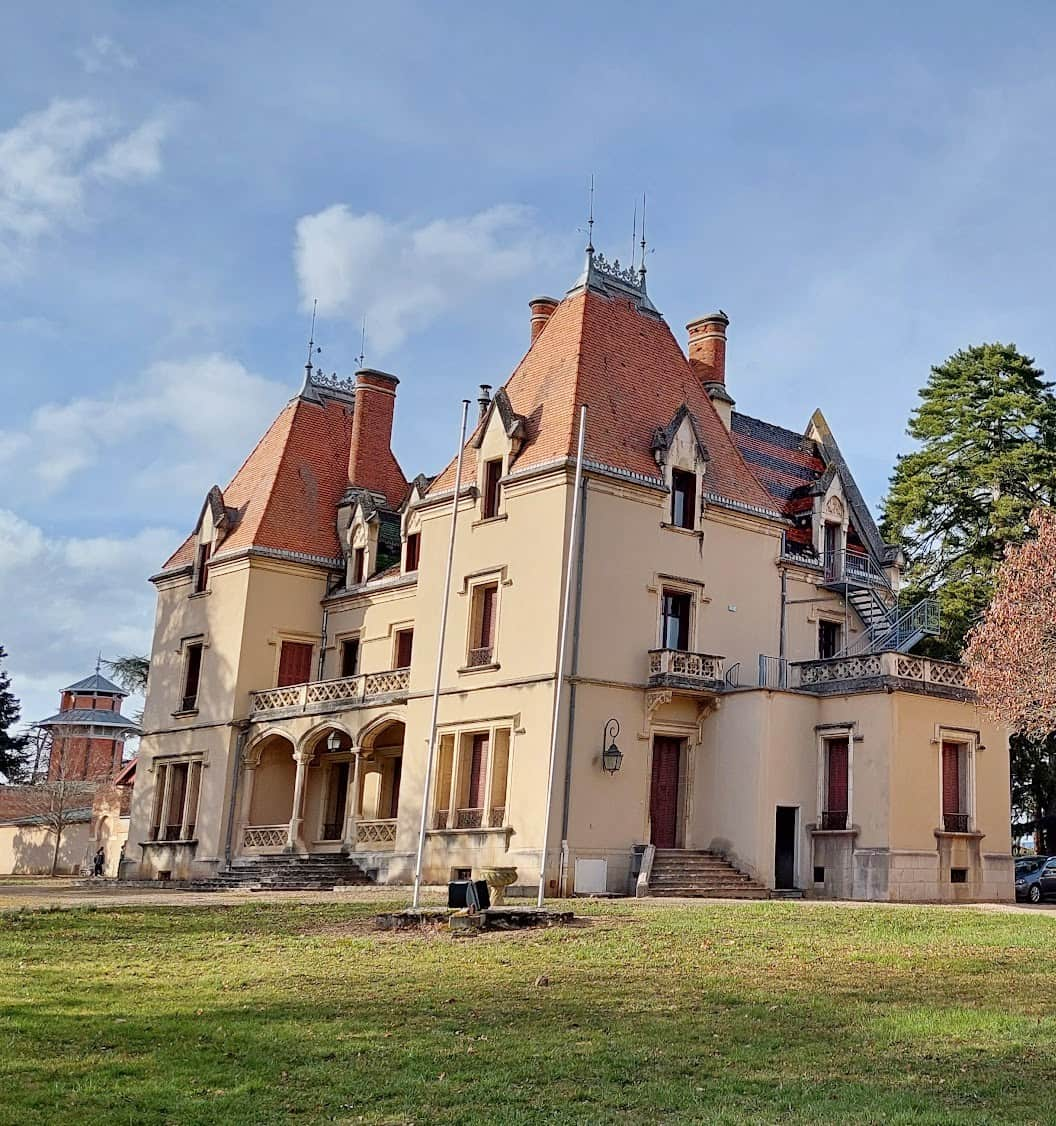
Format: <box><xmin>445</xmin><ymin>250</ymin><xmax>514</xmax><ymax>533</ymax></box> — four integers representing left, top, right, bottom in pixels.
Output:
<box><xmin>601</xmin><ymin>718</ymin><xmax>623</xmax><ymax>775</ymax></box>
<box><xmin>326</xmin><ymin>731</ymin><xmax>342</xmax><ymax>753</ymax></box>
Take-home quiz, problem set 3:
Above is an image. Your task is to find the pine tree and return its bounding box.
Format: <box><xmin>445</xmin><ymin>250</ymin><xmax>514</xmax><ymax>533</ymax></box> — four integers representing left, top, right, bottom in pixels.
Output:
<box><xmin>883</xmin><ymin>343</ymin><xmax>1056</xmax><ymax>656</ymax></box>
<box><xmin>0</xmin><ymin>645</ymin><xmax>30</xmax><ymax>782</ymax></box>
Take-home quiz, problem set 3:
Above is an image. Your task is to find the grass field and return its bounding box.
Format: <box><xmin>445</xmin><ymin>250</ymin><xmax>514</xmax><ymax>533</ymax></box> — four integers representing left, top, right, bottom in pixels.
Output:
<box><xmin>2</xmin><ymin>898</ymin><xmax>1055</xmax><ymax>1125</ymax></box>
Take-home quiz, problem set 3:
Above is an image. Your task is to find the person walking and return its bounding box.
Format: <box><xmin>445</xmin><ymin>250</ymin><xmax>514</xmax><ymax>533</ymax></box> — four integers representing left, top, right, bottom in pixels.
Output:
<box><xmin>92</xmin><ymin>847</ymin><xmax>105</xmax><ymax>878</ymax></box>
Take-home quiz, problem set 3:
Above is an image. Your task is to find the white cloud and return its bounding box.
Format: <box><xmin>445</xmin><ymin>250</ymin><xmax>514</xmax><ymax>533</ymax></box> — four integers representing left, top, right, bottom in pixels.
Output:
<box><xmin>0</xmin><ymin>98</ymin><xmax>166</xmax><ymax>274</ymax></box>
<box><xmin>0</xmin><ymin>354</ymin><xmax>289</xmax><ymax>497</ymax></box>
<box><xmin>76</xmin><ymin>35</ymin><xmax>138</xmax><ymax>75</ymax></box>
<box><xmin>0</xmin><ymin>509</ymin><xmax>169</xmax><ymax>730</ymax></box>
<box><xmin>294</xmin><ymin>203</ymin><xmax>557</xmax><ymax>352</ymax></box>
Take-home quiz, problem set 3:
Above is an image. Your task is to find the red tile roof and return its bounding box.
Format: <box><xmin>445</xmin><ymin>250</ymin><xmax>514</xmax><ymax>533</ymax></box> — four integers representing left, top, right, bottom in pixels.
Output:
<box><xmin>431</xmin><ymin>286</ymin><xmax>778</xmax><ymax>514</ymax></box>
<box><xmin>161</xmin><ymin>394</ymin><xmax>357</xmax><ymax>572</ymax></box>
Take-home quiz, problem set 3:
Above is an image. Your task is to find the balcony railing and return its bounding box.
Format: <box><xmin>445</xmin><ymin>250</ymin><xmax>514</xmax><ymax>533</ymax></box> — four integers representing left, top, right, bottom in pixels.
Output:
<box><xmin>648</xmin><ymin>649</ymin><xmax>724</xmax><ymax>687</ymax></box>
<box><xmin>943</xmin><ymin>813</ymin><xmax>971</xmax><ymax>834</ymax></box>
<box><xmin>433</xmin><ymin>807</ymin><xmax>507</xmax><ymax>830</ymax></box>
<box><xmin>793</xmin><ymin>652</ymin><xmax>968</xmax><ymax>692</ymax></box>
<box><xmin>250</xmin><ymin>669</ymin><xmax>411</xmax><ymax>717</ymax></box>
<box><xmin>355</xmin><ymin>818</ymin><xmax>397</xmax><ymax>847</ymax></box>
<box><xmin>467</xmin><ymin>646</ymin><xmax>494</xmax><ymax>667</ymax></box>
<box><xmin>820</xmin><ymin>810</ymin><xmax>848</xmax><ymax>831</ymax></box>
<box><xmin>243</xmin><ymin>825</ymin><xmax>287</xmax><ymax>849</ymax></box>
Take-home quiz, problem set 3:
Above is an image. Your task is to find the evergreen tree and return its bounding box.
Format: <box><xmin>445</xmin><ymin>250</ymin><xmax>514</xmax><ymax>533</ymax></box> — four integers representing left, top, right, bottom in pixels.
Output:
<box><xmin>0</xmin><ymin>645</ymin><xmax>30</xmax><ymax>782</ymax></box>
<box><xmin>103</xmin><ymin>655</ymin><xmax>149</xmax><ymax>695</ymax></box>
<box><xmin>1010</xmin><ymin>733</ymin><xmax>1056</xmax><ymax>853</ymax></box>
<box><xmin>883</xmin><ymin>343</ymin><xmax>1056</xmax><ymax>656</ymax></box>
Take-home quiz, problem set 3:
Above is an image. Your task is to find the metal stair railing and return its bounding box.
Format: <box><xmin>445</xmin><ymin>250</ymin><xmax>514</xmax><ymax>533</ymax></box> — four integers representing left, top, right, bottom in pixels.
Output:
<box><xmin>822</xmin><ymin>548</ymin><xmax>893</xmax><ymax>592</ymax></box>
<box><xmin>841</xmin><ymin>595</ymin><xmax>940</xmax><ymax>657</ymax></box>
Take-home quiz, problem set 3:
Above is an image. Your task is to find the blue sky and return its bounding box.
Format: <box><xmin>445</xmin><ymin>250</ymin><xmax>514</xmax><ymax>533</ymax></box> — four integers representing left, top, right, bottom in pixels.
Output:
<box><xmin>2</xmin><ymin>2</ymin><xmax>1055</xmax><ymax>726</ymax></box>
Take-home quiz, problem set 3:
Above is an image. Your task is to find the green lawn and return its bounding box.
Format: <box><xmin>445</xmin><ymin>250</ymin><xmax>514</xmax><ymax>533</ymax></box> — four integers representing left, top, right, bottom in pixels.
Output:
<box><xmin>2</xmin><ymin>899</ymin><xmax>1055</xmax><ymax>1125</ymax></box>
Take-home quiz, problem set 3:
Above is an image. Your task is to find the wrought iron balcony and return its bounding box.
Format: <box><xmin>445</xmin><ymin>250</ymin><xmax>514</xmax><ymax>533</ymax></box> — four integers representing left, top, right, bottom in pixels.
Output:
<box><xmin>250</xmin><ymin>669</ymin><xmax>410</xmax><ymax>719</ymax></box>
<box><xmin>943</xmin><ymin>813</ymin><xmax>971</xmax><ymax>834</ymax></box>
<box><xmin>820</xmin><ymin>810</ymin><xmax>848</xmax><ymax>831</ymax></box>
<box><xmin>648</xmin><ymin>648</ymin><xmax>725</xmax><ymax>691</ymax></box>
<box><xmin>467</xmin><ymin>646</ymin><xmax>495</xmax><ymax>668</ymax></box>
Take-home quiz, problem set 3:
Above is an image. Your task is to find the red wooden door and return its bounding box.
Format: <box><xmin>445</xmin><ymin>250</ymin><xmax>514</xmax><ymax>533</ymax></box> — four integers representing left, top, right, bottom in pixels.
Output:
<box><xmin>277</xmin><ymin>641</ymin><xmax>313</xmax><ymax>687</ymax></box>
<box><xmin>649</xmin><ymin>738</ymin><xmax>681</xmax><ymax>848</ymax></box>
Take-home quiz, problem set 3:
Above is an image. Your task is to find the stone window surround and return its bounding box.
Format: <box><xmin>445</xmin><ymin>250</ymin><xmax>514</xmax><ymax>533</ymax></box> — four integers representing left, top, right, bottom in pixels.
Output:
<box><xmin>428</xmin><ymin>717</ymin><xmax>517</xmax><ymax>832</ymax></box>
<box><xmin>172</xmin><ymin>632</ymin><xmax>209</xmax><ymax>717</ymax></box>
<box><xmin>814</xmin><ymin>722</ymin><xmax>859</xmax><ymax>831</ymax></box>
<box><xmin>146</xmin><ymin>753</ymin><xmax>205</xmax><ymax>844</ymax></box>
<box><xmin>654</xmin><ymin>575</ymin><xmax>707</xmax><ymax>653</ymax></box>
<box><xmin>933</xmin><ymin>725</ymin><xmax>980</xmax><ymax>833</ymax></box>
<box><xmin>458</xmin><ymin>566</ymin><xmax>509</xmax><ymax>673</ymax></box>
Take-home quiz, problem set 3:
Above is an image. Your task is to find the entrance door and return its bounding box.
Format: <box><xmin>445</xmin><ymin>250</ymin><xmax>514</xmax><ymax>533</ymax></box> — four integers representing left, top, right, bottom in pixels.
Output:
<box><xmin>649</xmin><ymin>738</ymin><xmax>682</xmax><ymax>848</ymax></box>
<box><xmin>774</xmin><ymin>806</ymin><xmax>797</xmax><ymax>889</ymax></box>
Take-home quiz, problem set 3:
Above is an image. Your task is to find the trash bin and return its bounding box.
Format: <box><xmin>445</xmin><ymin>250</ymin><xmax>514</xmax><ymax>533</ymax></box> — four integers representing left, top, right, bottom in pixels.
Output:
<box><xmin>448</xmin><ymin>879</ymin><xmax>491</xmax><ymax>910</ymax></box>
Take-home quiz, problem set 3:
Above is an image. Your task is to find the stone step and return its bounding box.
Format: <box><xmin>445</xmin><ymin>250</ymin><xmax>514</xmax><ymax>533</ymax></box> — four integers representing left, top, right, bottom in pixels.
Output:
<box><xmin>650</xmin><ymin>887</ymin><xmax>769</xmax><ymax>899</ymax></box>
<box><xmin>646</xmin><ymin>849</ymin><xmax>768</xmax><ymax>899</ymax></box>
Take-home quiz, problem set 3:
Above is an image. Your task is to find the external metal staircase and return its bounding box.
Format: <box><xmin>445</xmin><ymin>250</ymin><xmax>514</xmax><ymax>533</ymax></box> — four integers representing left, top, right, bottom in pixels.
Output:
<box><xmin>821</xmin><ymin>550</ymin><xmax>940</xmax><ymax>656</ymax></box>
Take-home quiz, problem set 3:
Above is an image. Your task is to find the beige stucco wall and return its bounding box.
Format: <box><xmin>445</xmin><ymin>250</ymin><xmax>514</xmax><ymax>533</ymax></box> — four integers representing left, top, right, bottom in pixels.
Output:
<box><xmin>0</xmin><ymin>820</ymin><xmax>92</xmax><ymax>875</ymax></box>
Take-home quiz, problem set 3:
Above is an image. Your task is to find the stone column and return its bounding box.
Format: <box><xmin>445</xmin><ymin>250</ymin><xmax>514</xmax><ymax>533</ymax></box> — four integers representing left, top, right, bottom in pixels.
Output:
<box><xmin>238</xmin><ymin>761</ymin><xmax>257</xmax><ymax>847</ymax></box>
<box><xmin>157</xmin><ymin>764</ymin><xmax>174</xmax><ymax>841</ymax></box>
<box><xmin>180</xmin><ymin>761</ymin><xmax>201</xmax><ymax>840</ymax></box>
<box><xmin>287</xmin><ymin>750</ymin><xmax>313</xmax><ymax>851</ymax></box>
<box><xmin>446</xmin><ymin>738</ymin><xmax>463</xmax><ymax>829</ymax></box>
<box><xmin>342</xmin><ymin>751</ymin><xmax>362</xmax><ymax>847</ymax></box>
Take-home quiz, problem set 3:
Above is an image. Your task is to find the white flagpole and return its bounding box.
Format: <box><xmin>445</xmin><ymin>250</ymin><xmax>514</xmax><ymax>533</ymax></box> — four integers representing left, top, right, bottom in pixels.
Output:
<box><xmin>538</xmin><ymin>404</ymin><xmax>587</xmax><ymax>908</ymax></box>
<box><xmin>412</xmin><ymin>399</ymin><xmax>471</xmax><ymax>910</ymax></box>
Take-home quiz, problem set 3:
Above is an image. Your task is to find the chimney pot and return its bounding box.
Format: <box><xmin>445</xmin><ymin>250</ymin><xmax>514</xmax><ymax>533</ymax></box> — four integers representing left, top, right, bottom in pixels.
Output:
<box><xmin>478</xmin><ymin>384</ymin><xmax>492</xmax><ymax>421</ymax></box>
<box><xmin>686</xmin><ymin>312</ymin><xmax>730</xmax><ymax>385</ymax></box>
<box><xmin>529</xmin><ymin>296</ymin><xmax>559</xmax><ymax>344</ymax></box>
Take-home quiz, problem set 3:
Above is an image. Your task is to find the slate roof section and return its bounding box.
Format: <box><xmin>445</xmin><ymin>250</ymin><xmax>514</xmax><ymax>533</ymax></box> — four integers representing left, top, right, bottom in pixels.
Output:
<box><xmin>37</xmin><ymin>708</ymin><xmax>141</xmax><ymax>731</ymax></box>
<box><xmin>63</xmin><ymin>673</ymin><xmax>126</xmax><ymax>696</ymax></box>
<box><xmin>429</xmin><ymin>282</ymin><xmax>779</xmax><ymax>517</ymax></box>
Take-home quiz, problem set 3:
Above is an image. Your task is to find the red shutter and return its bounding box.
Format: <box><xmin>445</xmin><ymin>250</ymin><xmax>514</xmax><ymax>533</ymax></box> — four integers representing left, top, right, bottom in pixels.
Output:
<box><xmin>277</xmin><ymin>641</ymin><xmax>313</xmax><ymax>687</ymax></box>
<box><xmin>396</xmin><ymin>630</ymin><xmax>414</xmax><ymax>669</ymax></box>
<box><xmin>826</xmin><ymin>739</ymin><xmax>849</xmax><ymax>813</ymax></box>
<box><xmin>483</xmin><ymin>460</ymin><xmax>502</xmax><ymax>518</ymax></box>
<box><xmin>468</xmin><ymin>734</ymin><xmax>488</xmax><ymax>808</ymax></box>
<box><xmin>194</xmin><ymin>542</ymin><xmax>211</xmax><ymax>593</ymax></box>
<box><xmin>405</xmin><ymin>533</ymin><xmax>420</xmax><ymax>571</ymax></box>
<box><xmin>942</xmin><ymin>742</ymin><xmax>961</xmax><ymax>815</ymax></box>
<box><xmin>479</xmin><ymin>585</ymin><xmax>497</xmax><ymax>648</ymax></box>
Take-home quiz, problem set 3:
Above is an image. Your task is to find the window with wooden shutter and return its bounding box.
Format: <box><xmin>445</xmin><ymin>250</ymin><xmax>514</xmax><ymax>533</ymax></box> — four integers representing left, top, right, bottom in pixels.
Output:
<box><xmin>340</xmin><ymin>638</ymin><xmax>360</xmax><ymax>678</ymax></box>
<box><xmin>468</xmin><ymin>582</ymin><xmax>499</xmax><ymax>666</ymax></box>
<box><xmin>661</xmin><ymin>590</ymin><xmax>692</xmax><ymax>651</ymax></box>
<box><xmin>352</xmin><ymin>547</ymin><xmax>365</xmax><ymax>585</ymax></box>
<box><xmin>482</xmin><ymin>459</ymin><xmax>503</xmax><ymax>519</ymax></box>
<box><xmin>405</xmin><ymin>532</ymin><xmax>420</xmax><ymax>572</ymax></box>
<box><xmin>824</xmin><ymin>739</ymin><xmax>849</xmax><ymax>829</ymax></box>
<box><xmin>395</xmin><ymin>629</ymin><xmax>414</xmax><ymax>669</ymax></box>
<box><xmin>671</xmin><ymin>469</ymin><xmax>696</xmax><ymax>529</ymax></box>
<box><xmin>277</xmin><ymin>641</ymin><xmax>313</xmax><ymax>687</ymax></box>
<box><xmin>181</xmin><ymin>643</ymin><xmax>203</xmax><ymax>711</ymax></box>
<box><xmin>467</xmin><ymin>733</ymin><xmax>488</xmax><ymax>810</ymax></box>
<box><xmin>942</xmin><ymin>742</ymin><xmax>968</xmax><ymax>831</ymax></box>
<box><xmin>194</xmin><ymin>542</ymin><xmax>211</xmax><ymax>594</ymax></box>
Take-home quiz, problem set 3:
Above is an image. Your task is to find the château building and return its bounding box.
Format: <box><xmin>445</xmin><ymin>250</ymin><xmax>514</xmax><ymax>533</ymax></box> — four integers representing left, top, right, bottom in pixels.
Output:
<box><xmin>125</xmin><ymin>248</ymin><xmax>1012</xmax><ymax>901</ymax></box>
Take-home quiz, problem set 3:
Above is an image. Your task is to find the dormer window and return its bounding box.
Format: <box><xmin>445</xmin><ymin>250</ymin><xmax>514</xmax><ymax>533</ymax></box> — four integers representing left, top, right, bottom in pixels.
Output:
<box><xmin>482</xmin><ymin>459</ymin><xmax>503</xmax><ymax>520</ymax></box>
<box><xmin>671</xmin><ymin>469</ymin><xmax>696</xmax><ymax>530</ymax></box>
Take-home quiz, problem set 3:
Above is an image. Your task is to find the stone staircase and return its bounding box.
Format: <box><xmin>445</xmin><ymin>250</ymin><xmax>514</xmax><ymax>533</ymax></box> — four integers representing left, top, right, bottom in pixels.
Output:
<box><xmin>214</xmin><ymin>853</ymin><xmax>376</xmax><ymax>890</ymax></box>
<box><xmin>647</xmin><ymin>849</ymin><xmax>768</xmax><ymax>899</ymax></box>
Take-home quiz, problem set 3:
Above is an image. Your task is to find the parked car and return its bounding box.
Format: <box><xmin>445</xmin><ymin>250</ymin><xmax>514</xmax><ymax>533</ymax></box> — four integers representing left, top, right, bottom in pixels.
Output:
<box><xmin>1015</xmin><ymin>855</ymin><xmax>1055</xmax><ymax>903</ymax></box>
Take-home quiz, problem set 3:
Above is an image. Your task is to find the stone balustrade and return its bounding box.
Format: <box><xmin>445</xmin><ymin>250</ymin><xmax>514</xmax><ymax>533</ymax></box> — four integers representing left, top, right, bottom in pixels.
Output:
<box><xmin>250</xmin><ymin>669</ymin><xmax>411</xmax><ymax>718</ymax></box>
<box><xmin>793</xmin><ymin>652</ymin><xmax>969</xmax><ymax>694</ymax></box>
<box><xmin>648</xmin><ymin>648</ymin><xmax>725</xmax><ymax>688</ymax></box>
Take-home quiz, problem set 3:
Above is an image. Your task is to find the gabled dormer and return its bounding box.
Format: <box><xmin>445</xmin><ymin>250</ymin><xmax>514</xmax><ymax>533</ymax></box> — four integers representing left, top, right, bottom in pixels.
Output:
<box><xmin>400</xmin><ymin>473</ymin><xmax>433</xmax><ymax>574</ymax></box>
<box><xmin>472</xmin><ymin>388</ymin><xmax>527</xmax><ymax>521</ymax></box>
<box><xmin>650</xmin><ymin>405</ymin><xmax>710</xmax><ymax>532</ymax></box>
<box><xmin>340</xmin><ymin>490</ymin><xmax>402</xmax><ymax>587</ymax></box>
<box><xmin>190</xmin><ymin>485</ymin><xmax>238</xmax><ymax>595</ymax></box>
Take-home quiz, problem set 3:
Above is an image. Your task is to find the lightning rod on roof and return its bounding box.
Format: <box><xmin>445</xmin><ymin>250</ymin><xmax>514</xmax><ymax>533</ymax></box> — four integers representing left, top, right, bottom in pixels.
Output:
<box><xmin>631</xmin><ymin>198</ymin><xmax>637</xmax><ymax>272</ymax></box>
<box><xmin>356</xmin><ymin>315</ymin><xmax>366</xmax><ymax>370</ymax></box>
<box><xmin>305</xmin><ymin>298</ymin><xmax>322</xmax><ymax>383</ymax></box>
<box><xmin>586</xmin><ymin>173</ymin><xmax>595</xmax><ymax>256</ymax></box>
<box><xmin>638</xmin><ymin>192</ymin><xmax>648</xmax><ymax>287</ymax></box>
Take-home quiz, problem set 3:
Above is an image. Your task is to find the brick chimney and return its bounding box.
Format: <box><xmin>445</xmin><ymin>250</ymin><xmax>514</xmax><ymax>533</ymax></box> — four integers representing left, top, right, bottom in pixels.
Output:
<box><xmin>687</xmin><ymin>311</ymin><xmax>735</xmax><ymax>429</ymax></box>
<box><xmin>347</xmin><ymin>369</ymin><xmax>407</xmax><ymax>505</ymax></box>
<box><xmin>529</xmin><ymin>296</ymin><xmax>559</xmax><ymax>344</ymax></box>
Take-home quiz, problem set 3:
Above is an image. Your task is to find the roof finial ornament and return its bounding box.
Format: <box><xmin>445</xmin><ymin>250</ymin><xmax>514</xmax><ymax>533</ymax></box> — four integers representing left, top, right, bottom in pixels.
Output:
<box><xmin>586</xmin><ymin>173</ymin><xmax>595</xmax><ymax>259</ymax></box>
<box><xmin>95</xmin><ymin>651</ymin><xmax>102</xmax><ymax>675</ymax></box>
<box><xmin>638</xmin><ymin>192</ymin><xmax>648</xmax><ymax>289</ymax></box>
<box><xmin>355</xmin><ymin>315</ymin><xmax>366</xmax><ymax>370</ymax></box>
